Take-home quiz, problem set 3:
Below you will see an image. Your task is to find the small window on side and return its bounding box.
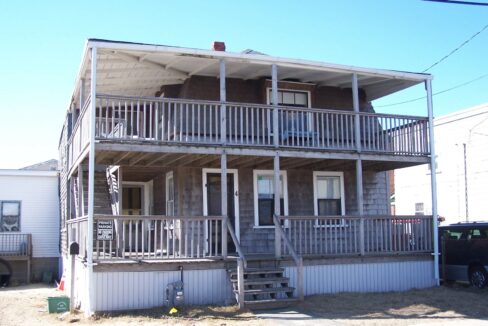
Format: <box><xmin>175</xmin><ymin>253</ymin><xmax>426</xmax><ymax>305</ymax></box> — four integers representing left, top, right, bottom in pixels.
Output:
<box><xmin>1</xmin><ymin>201</ymin><xmax>21</xmax><ymax>232</ymax></box>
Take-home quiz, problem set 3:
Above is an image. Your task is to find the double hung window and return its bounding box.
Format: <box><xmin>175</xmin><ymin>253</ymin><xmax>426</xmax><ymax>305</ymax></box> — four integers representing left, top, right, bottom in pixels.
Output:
<box><xmin>253</xmin><ymin>170</ymin><xmax>288</xmax><ymax>227</ymax></box>
<box><xmin>313</xmin><ymin>172</ymin><xmax>345</xmax><ymax>226</ymax></box>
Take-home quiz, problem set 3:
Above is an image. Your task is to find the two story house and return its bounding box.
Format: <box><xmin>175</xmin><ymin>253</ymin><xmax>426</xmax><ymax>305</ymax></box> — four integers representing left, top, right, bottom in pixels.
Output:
<box><xmin>58</xmin><ymin>39</ymin><xmax>439</xmax><ymax>314</ymax></box>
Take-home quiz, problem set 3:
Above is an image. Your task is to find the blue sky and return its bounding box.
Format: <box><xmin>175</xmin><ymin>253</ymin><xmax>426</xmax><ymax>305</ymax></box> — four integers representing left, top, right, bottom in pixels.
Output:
<box><xmin>0</xmin><ymin>0</ymin><xmax>487</xmax><ymax>168</ymax></box>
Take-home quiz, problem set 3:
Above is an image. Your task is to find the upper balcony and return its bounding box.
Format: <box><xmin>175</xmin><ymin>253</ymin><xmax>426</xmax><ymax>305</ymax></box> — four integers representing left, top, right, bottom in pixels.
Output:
<box><xmin>65</xmin><ymin>93</ymin><xmax>430</xmax><ymax>170</ymax></box>
<box><xmin>60</xmin><ymin>40</ymin><xmax>433</xmax><ymax>171</ymax></box>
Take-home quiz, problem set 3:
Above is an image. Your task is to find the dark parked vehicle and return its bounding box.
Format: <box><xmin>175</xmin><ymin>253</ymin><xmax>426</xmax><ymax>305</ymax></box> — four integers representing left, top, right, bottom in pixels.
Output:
<box><xmin>439</xmin><ymin>222</ymin><xmax>488</xmax><ymax>288</ymax></box>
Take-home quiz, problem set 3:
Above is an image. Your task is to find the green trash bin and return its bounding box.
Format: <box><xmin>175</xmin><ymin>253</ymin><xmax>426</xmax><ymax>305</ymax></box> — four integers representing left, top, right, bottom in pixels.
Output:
<box><xmin>47</xmin><ymin>296</ymin><xmax>70</xmax><ymax>313</ymax></box>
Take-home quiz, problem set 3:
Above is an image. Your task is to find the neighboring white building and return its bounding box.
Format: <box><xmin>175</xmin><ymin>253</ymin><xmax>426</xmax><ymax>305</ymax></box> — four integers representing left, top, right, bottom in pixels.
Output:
<box><xmin>395</xmin><ymin>103</ymin><xmax>488</xmax><ymax>225</ymax></box>
<box><xmin>0</xmin><ymin>167</ymin><xmax>60</xmax><ymax>283</ymax></box>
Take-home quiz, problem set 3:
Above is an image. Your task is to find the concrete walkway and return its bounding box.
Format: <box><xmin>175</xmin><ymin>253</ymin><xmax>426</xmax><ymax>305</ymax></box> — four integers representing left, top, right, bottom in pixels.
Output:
<box><xmin>254</xmin><ymin>308</ymin><xmax>344</xmax><ymax>326</ymax></box>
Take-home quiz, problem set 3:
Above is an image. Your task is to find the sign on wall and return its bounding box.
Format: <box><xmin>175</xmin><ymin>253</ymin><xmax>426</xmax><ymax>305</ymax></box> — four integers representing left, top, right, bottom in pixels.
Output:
<box><xmin>97</xmin><ymin>220</ymin><xmax>113</xmax><ymax>240</ymax></box>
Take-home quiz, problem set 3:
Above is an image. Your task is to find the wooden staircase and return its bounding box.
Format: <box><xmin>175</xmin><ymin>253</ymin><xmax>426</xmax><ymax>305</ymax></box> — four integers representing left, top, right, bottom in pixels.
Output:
<box><xmin>228</xmin><ymin>260</ymin><xmax>299</xmax><ymax>309</ymax></box>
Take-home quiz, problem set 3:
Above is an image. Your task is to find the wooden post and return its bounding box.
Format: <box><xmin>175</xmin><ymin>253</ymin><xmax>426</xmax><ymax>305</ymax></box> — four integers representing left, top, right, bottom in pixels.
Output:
<box><xmin>220</xmin><ymin>59</ymin><xmax>228</xmax><ymax>259</ymax></box>
<box><xmin>86</xmin><ymin>46</ymin><xmax>97</xmax><ymax>316</ymax></box>
<box><xmin>352</xmin><ymin>73</ymin><xmax>361</xmax><ymax>153</ymax></box>
<box><xmin>237</xmin><ymin>257</ymin><xmax>245</xmax><ymax>309</ymax></box>
<box><xmin>78</xmin><ymin>165</ymin><xmax>84</xmax><ymax>217</ymax></box>
<box><xmin>352</xmin><ymin>74</ymin><xmax>365</xmax><ymax>256</ymax></box>
<box><xmin>272</xmin><ymin>64</ymin><xmax>279</xmax><ymax>147</ymax></box>
<box><xmin>274</xmin><ymin>153</ymin><xmax>281</xmax><ymax>258</ymax></box>
<box><xmin>297</xmin><ymin>256</ymin><xmax>304</xmax><ymax>301</ymax></box>
<box><xmin>271</xmin><ymin>64</ymin><xmax>282</xmax><ymax>258</ymax></box>
<box><xmin>356</xmin><ymin>159</ymin><xmax>365</xmax><ymax>256</ymax></box>
<box><xmin>70</xmin><ymin>253</ymin><xmax>76</xmax><ymax>312</ymax></box>
<box><xmin>221</xmin><ymin>153</ymin><xmax>228</xmax><ymax>259</ymax></box>
<box><xmin>220</xmin><ymin>59</ymin><xmax>226</xmax><ymax>145</ymax></box>
<box><xmin>426</xmin><ymin>79</ymin><xmax>440</xmax><ymax>285</ymax></box>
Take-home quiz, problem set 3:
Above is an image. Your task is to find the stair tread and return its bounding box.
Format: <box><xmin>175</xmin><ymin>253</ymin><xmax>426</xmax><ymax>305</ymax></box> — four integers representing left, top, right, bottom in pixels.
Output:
<box><xmin>244</xmin><ymin>298</ymin><xmax>298</xmax><ymax>306</ymax></box>
<box><xmin>231</xmin><ymin>276</ymin><xmax>290</xmax><ymax>285</ymax></box>
<box><xmin>229</xmin><ymin>267</ymin><xmax>284</xmax><ymax>275</ymax></box>
<box><xmin>234</xmin><ymin>286</ymin><xmax>295</xmax><ymax>294</ymax></box>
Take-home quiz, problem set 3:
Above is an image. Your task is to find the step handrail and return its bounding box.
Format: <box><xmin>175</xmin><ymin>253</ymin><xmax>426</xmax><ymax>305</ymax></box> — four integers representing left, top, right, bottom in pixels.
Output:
<box><xmin>273</xmin><ymin>214</ymin><xmax>304</xmax><ymax>301</ymax></box>
<box><xmin>226</xmin><ymin>217</ymin><xmax>247</xmax><ymax>309</ymax></box>
<box><xmin>227</xmin><ymin>220</ymin><xmax>247</xmax><ymax>268</ymax></box>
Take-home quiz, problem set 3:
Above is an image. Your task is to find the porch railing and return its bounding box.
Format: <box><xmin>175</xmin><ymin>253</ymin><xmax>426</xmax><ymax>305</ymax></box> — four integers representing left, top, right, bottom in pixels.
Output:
<box><xmin>92</xmin><ymin>94</ymin><xmax>430</xmax><ymax>156</ymax></box>
<box><xmin>277</xmin><ymin>215</ymin><xmax>433</xmax><ymax>257</ymax></box>
<box><xmin>273</xmin><ymin>215</ymin><xmax>304</xmax><ymax>301</ymax></box>
<box><xmin>67</xmin><ymin>97</ymin><xmax>92</xmax><ymax>169</ymax></box>
<box><xmin>93</xmin><ymin>215</ymin><xmax>225</xmax><ymax>261</ymax></box>
<box><xmin>66</xmin><ymin>216</ymin><xmax>88</xmax><ymax>259</ymax></box>
<box><xmin>0</xmin><ymin>233</ymin><xmax>32</xmax><ymax>257</ymax></box>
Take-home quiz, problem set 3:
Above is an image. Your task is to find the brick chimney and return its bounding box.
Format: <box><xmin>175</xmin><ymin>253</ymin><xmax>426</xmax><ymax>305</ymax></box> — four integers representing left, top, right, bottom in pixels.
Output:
<box><xmin>212</xmin><ymin>41</ymin><xmax>226</xmax><ymax>51</ymax></box>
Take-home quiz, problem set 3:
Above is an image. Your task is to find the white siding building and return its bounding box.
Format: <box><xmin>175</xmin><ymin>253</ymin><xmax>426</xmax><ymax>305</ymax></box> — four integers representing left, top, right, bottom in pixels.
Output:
<box><xmin>0</xmin><ymin>169</ymin><xmax>60</xmax><ymax>282</ymax></box>
<box><xmin>395</xmin><ymin>103</ymin><xmax>488</xmax><ymax>225</ymax></box>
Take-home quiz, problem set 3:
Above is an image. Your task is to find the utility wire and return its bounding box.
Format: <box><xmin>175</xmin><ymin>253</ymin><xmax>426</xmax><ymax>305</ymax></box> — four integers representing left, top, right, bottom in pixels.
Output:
<box><xmin>376</xmin><ymin>72</ymin><xmax>488</xmax><ymax>107</ymax></box>
<box><xmin>424</xmin><ymin>0</ymin><xmax>488</xmax><ymax>6</ymax></box>
<box><xmin>422</xmin><ymin>22</ymin><xmax>488</xmax><ymax>72</ymax></box>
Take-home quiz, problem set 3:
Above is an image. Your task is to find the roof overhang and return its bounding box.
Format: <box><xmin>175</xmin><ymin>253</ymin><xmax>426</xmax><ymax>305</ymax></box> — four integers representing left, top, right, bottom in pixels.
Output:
<box><xmin>70</xmin><ymin>39</ymin><xmax>432</xmax><ymax>109</ymax></box>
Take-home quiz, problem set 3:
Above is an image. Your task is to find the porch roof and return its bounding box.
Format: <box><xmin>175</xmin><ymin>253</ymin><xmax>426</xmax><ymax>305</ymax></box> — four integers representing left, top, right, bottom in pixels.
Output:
<box><xmin>71</xmin><ymin>38</ymin><xmax>432</xmax><ymax>108</ymax></box>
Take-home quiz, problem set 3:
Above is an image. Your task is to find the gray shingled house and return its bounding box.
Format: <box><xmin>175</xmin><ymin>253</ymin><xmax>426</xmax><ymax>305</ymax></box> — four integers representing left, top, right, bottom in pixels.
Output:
<box><xmin>58</xmin><ymin>39</ymin><xmax>439</xmax><ymax>314</ymax></box>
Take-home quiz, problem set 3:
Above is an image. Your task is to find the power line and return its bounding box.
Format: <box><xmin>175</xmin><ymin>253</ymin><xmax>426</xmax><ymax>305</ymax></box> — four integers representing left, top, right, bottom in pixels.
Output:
<box><xmin>376</xmin><ymin>72</ymin><xmax>488</xmax><ymax>107</ymax></box>
<box><xmin>424</xmin><ymin>0</ymin><xmax>488</xmax><ymax>6</ymax></box>
<box><xmin>422</xmin><ymin>22</ymin><xmax>488</xmax><ymax>72</ymax></box>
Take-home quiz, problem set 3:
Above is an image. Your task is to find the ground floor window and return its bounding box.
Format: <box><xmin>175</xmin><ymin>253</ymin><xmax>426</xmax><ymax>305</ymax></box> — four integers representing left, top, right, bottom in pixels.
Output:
<box><xmin>313</xmin><ymin>172</ymin><xmax>345</xmax><ymax>226</ymax></box>
<box><xmin>1</xmin><ymin>201</ymin><xmax>21</xmax><ymax>232</ymax></box>
<box><xmin>253</xmin><ymin>170</ymin><xmax>288</xmax><ymax>227</ymax></box>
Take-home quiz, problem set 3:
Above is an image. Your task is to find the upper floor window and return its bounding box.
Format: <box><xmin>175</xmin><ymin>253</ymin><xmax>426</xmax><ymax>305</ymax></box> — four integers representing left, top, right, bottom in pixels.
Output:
<box><xmin>1</xmin><ymin>201</ymin><xmax>21</xmax><ymax>232</ymax></box>
<box><xmin>267</xmin><ymin>89</ymin><xmax>310</xmax><ymax>108</ymax></box>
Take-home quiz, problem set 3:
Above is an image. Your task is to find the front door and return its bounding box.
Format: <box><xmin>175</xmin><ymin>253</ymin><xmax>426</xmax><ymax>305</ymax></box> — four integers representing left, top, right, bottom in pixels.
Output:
<box><xmin>203</xmin><ymin>169</ymin><xmax>239</xmax><ymax>254</ymax></box>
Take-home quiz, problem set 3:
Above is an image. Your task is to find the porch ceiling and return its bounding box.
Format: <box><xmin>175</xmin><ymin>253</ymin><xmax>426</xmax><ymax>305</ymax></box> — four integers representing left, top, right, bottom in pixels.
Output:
<box><xmin>72</xmin><ymin>39</ymin><xmax>431</xmax><ymax>108</ymax></box>
<box><xmin>95</xmin><ymin>149</ymin><xmax>425</xmax><ymax>172</ymax></box>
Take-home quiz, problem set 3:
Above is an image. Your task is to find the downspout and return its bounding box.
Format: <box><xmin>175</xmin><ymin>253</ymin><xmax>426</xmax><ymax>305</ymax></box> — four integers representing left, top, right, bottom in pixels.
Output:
<box><xmin>426</xmin><ymin>79</ymin><xmax>439</xmax><ymax>286</ymax></box>
<box><xmin>86</xmin><ymin>46</ymin><xmax>97</xmax><ymax>315</ymax></box>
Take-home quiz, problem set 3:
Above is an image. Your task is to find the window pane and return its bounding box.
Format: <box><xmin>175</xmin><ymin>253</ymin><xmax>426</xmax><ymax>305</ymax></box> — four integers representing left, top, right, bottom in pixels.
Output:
<box><xmin>257</xmin><ymin>175</ymin><xmax>284</xmax><ymax>198</ymax></box>
<box><xmin>295</xmin><ymin>93</ymin><xmax>307</xmax><ymax>106</ymax></box>
<box><xmin>258</xmin><ymin>198</ymin><xmax>274</xmax><ymax>225</ymax></box>
<box><xmin>2</xmin><ymin>202</ymin><xmax>19</xmax><ymax>216</ymax></box>
<box><xmin>317</xmin><ymin>176</ymin><xmax>340</xmax><ymax>199</ymax></box>
<box><xmin>318</xmin><ymin>199</ymin><xmax>341</xmax><ymax>215</ymax></box>
<box><xmin>282</xmin><ymin>92</ymin><xmax>295</xmax><ymax>105</ymax></box>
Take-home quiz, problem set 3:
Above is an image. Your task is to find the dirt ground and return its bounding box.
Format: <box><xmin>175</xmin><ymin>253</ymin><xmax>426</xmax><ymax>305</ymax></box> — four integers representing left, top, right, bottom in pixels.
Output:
<box><xmin>0</xmin><ymin>283</ymin><xmax>487</xmax><ymax>325</ymax></box>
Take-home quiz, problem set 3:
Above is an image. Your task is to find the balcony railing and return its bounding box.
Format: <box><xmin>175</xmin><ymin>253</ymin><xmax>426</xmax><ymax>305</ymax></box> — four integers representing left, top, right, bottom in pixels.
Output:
<box><xmin>277</xmin><ymin>215</ymin><xmax>433</xmax><ymax>256</ymax></box>
<box><xmin>90</xmin><ymin>94</ymin><xmax>429</xmax><ymax>155</ymax></box>
<box><xmin>0</xmin><ymin>233</ymin><xmax>32</xmax><ymax>257</ymax></box>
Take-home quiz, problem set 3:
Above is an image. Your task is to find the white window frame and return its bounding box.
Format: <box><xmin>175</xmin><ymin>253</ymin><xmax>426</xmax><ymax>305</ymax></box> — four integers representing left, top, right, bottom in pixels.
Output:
<box><xmin>266</xmin><ymin>88</ymin><xmax>312</xmax><ymax>108</ymax></box>
<box><xmin>0</xmin><ymin>201</ymin><xmax>21</xmax><ymax>232</ymax></box>
<box><xmin>253</xmin><ymin>170</ymin><xmax>288</xmax><ymax>228</ymax></box>
<box><xmin>202</xmin><ymin>168</ymin><xmax>240</xmax><ymax>240</ymax></box>
<box><xmin>266</xmin><ymin>88</ymin><xmax>313</xmax><ymax>134</ymax></box>
<box><xmin>313</xmin><ymin>171</ymin><xmax>345</xmax><ymax>227</ymax></box>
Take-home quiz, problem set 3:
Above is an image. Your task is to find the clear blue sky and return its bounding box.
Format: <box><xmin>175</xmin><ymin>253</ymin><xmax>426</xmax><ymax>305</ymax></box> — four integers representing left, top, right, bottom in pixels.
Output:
<box><xmin>0</xmin><ymin>0</ymin><xmax>487</xmax><ymax>168</ymax></box>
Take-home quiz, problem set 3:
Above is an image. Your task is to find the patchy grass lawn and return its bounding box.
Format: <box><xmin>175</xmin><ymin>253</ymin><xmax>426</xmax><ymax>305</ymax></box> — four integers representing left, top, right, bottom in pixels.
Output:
<box><xmin>0</xmin><ymin>283</ymin><xmax>487</xmax><ymax>325</ymax></box>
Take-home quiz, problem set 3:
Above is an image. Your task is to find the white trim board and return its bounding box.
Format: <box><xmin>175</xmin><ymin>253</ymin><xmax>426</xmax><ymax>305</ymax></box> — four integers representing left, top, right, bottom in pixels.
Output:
<box><xmin>202</xmin><ymin>168</ymin><xmax>240</xmax><ymax>240</ymax></box>
<box><xmin>253</xmin><ymin>169</ymin><xmax>289</xmax><ymax>228</ymax></box>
